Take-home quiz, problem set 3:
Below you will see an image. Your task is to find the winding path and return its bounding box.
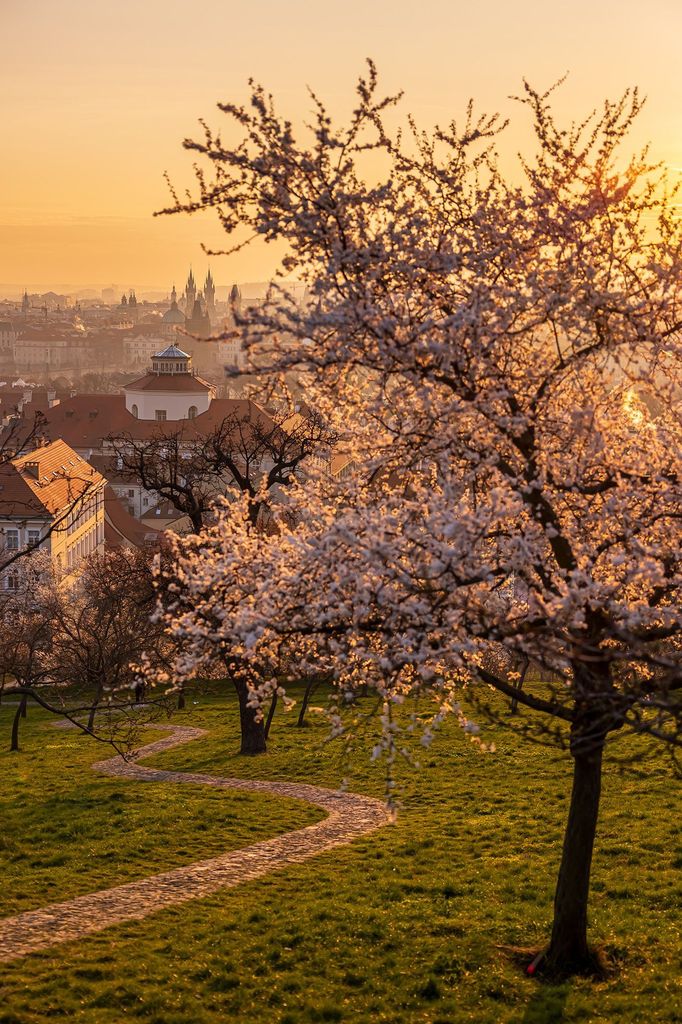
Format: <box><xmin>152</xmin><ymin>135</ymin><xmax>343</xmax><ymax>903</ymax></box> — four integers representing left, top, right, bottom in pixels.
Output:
<box><xmin>0</xmin><ymin>725</ymin><xmax>389</xmax><ymax>963</ymax></box>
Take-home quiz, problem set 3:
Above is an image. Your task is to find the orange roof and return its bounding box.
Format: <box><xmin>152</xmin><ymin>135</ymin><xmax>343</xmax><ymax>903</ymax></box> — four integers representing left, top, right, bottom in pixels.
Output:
<box><xmin>3</xmin><ymin>395</ymin><xmax>274</xmax><ymax>452</ymax></box>
<box><xmin>0</xmin><ymin>439</ymin><xmax>105</xmax><ymax>519</ymax></box>
<box><xmin>104</xmin><ymin>486</ymin><xmax>161</xmax><ymax>549</ymax></box>
<box><xmin>125</xmin><ymin>373</ymin><xmax>214</xmax><ymax>394</ymax></box>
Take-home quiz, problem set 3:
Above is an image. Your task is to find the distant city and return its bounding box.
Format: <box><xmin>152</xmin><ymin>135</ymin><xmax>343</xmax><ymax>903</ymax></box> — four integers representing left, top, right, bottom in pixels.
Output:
<box><xmin>0</xmin><ymin>271</ymin><xmax>304</xmax><ymax>389</ymax></box>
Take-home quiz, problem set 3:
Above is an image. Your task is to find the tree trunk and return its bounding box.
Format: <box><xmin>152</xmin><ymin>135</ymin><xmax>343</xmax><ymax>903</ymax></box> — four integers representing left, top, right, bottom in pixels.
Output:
<box><xmin>297</xmin><ymin>676</ymin><xmax>320</xmax><ymax>727</ymax></box>
<box><xmin>10</xmin><ymin>694</ymin><xmax>28</xmax><ymax>752</ymax></box>
<box><xmin>177</xmin><ymin>687</ymin><xmax>186</xmax><ymax>710</ymax></box>
<box><xmin>543</xmin><ymin>720</ymin><xmax>606</xmax><ymax>976</ymax></box>
<box><xmin>87</xmin><ymin>688</ymin><xmax>102</xmax><ymax>732</ymax></box>
<box><xmin>510</xmin><ymin>655</ymin><xmax>530</xmax><ymax>715</ymax></box>
<box><xmin>264</xmin><ymin>692</ymin><xmax>277</xmax><ymax>740</ymax></box>
<box><xmin>233</xmin><ymin>677</ymin><xmax>266</xmax><ymax>755</ymax></box>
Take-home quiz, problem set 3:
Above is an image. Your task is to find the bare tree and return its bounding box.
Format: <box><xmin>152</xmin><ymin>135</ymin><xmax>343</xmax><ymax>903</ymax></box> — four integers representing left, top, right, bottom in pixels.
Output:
<box><xmin>44</xmin><ymin>548</ymin><xmax>173</xmax><ymax>735</ymax></box>
<box><xmin>108</xmin><ymin>405</ymin><xmax>336</xmax><ymax>533</ymax></box>
<box><xmin>0</xmin><ymin>568</ymin><xmax>55</xmax><ymax>750</ymax></box>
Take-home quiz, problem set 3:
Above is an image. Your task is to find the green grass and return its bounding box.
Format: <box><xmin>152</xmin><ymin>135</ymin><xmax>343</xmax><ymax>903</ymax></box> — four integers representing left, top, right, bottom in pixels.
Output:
<box><xmin>0</xmin><ymin>703</ymin><xmax>322</xmax><ymax>917</ymax></box>
<box><xmin>0</xmin><ymin>686</ymin><xmax>680</xmax><ymax>1024</ymax></box>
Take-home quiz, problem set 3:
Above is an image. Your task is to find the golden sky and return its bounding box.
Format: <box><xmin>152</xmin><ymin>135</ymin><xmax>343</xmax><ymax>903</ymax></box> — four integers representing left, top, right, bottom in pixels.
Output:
<box><xmin>2</xmin><ymin>0</ymin><xmax>681</xmax><ymax>294</ymax></box>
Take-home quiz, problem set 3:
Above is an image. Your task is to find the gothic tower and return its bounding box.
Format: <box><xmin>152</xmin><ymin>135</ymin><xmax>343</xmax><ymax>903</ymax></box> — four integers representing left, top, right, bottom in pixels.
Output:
<box><xmin>184</xmin><ymin>268</ymin><xmax>196</xmax><ymax>314</ymax></box>
<box><xmin>185</xmin><ymin>290</ymin><xmax>211</xmax><ymax>338</ymax></box>
<box><xmin>229</xmin><ymin>283</ymin><xmax>242</xmax><ymax>319</ymax></box>
<box><xmin>204</xmin><ymin>268</ymin><xmax>215</xmax><ymax>320</ymax></box>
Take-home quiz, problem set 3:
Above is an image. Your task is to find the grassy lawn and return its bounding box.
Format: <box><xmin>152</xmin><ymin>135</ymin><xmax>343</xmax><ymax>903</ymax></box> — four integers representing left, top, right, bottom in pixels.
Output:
<box><xmin>0</xmin><ymin>703</ymin><xmax>322</xmax><ymax>918</ymax></box>
<box><xmin>0</xmin><ymin>686</ymin><xmax>679</xmax><ymax>1024</ymax></box>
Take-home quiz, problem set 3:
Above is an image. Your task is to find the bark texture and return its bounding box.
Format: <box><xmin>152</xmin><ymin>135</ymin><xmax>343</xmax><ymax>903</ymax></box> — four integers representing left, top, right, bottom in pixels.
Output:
<box><xmin>10</xmin><ymin>694</ymin><xmax>28</xmax><ymax>752</ymax></box>
<box><xmin>233</xmin><ymin>676</ymin><xmax>267</xmax><ymax>755</ymax></box>
<box><xmin>545</xmin><ymin>713</ymin><xmax>606</xmax><ymax>976</ymax></box>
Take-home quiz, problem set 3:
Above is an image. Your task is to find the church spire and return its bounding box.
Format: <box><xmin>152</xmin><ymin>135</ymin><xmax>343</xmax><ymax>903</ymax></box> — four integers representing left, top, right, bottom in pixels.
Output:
<box><xmin>185</xmin><ymin>267</ymin><xmax>196</xmax><ymax>314</ymax></box>
<box><xmin>203</xmin><ymin>267</ymin><xmax>215</xmax><ymax>319</ymax></box>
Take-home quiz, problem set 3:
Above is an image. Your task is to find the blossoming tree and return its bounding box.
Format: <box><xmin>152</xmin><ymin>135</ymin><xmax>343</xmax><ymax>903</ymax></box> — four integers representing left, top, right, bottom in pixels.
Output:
<box><xmin>158</xmin><ymin>67</ymin><xmax>682</xmax><ymax>976</ymax></box>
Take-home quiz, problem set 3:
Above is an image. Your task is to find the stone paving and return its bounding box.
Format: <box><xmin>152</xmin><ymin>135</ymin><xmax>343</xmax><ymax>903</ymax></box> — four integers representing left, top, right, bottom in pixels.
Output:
<box><xmin>0</xmin><ymin>725</ymin><xmax>389</xmax><ymax>962</ymax></box>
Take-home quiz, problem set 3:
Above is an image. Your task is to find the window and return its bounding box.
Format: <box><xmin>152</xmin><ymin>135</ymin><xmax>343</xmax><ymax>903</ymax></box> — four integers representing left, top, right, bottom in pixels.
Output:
<box><xmin>143</xmin><ymin>497</ymin><xmax>148</xmax><ymax>507</ymax></box>
<box><xmin>131</xmin><ymin>404</ymin><xmax>138</xmax><ymax>418</ymax></box>
<box><xmin>127</xmin><ymin>489</ymin><xmax>135</xmax><ymax>498</ymax></box>
<box><xmin>6</xmin><ymin>572</ymin><xmax>19</xmax><ymax>591</ymax></box>
<box><xmin>5</xmin><ymin>530</ymin><xmax>19</xmax><ymax>550</ymax></box>
<box><xmin>27</xmin><ymin>529</ymin><xmax>40</xmax><ymax>547</ymax></box>
<box><xmin>117</xmin><ymin>456</ymin><xmax>123</xmax><ymax>470</ymax></box>
<box><xmin>188</xmin><ymin>405</ymin><xmax>198</xmax><ymax>420</ymax></box>
<box><xmin>155</xmin><ymin>410</ymin><xmax>167</xmax><ymax>421</ymax></box>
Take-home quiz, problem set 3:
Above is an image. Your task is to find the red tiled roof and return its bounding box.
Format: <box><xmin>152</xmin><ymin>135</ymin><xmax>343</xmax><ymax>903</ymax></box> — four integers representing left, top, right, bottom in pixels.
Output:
<box><xmin>104</xmin><ymin>486</ymin><xmax>161</xmax><ymax>549</ymax></box>
<box><xmin>0</xmin><ymin>439</ymin><xmax>105</xmax><ymax>518</ymax></box>
<box><xmin>3</xmin><ymin>395</ymin><xmax>274</xmax><ymax>452</ymax></box>
<box><xmin>125</xmin><ymin>373</ymin><xmax>214</xmax><ymax>393</ymax></box>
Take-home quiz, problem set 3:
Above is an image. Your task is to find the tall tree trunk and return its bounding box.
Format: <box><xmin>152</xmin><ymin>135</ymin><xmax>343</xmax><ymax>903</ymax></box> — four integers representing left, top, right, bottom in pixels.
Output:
<box><xmin>10</xmin><ymin>694</ymin><xmax>28</xmax><ymax>752</ymax></box>
<box><xmin>510</xmin><ymin>655</ymin><xmax>530</xmax><ymax>715</ymax></box>
<box><xmin>543</xmin><ymin>717</ymin><xmax>606</xmax><ymax>976</ymax></box>
<box><xmin>177</xmin><ymin>687</ymin><xmax>186</xmax><ymax>710</ymax></box>
<box><xmin>233</xmin><ymin>676</ymin><xmax>266</xmax><ymax>755</ymax></box>
<box><xmin>87</xmin><ymin>686</ymin><xmax>103</xmax><ymax>732</ymax></box>
<box><xmin>297</xmin><ymin>676</ymin><xmax>320</xmax><ymax>727</ymax></box>
<box><xmin>264</xmin><ymin>692</ymin><xmax>277</xmax><ymax>740</ymax></box>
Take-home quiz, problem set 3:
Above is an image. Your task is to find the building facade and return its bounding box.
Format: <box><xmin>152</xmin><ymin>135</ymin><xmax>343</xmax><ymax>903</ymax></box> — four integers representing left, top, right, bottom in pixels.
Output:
<box><xmin>0</xmin><ymin>439</ymin><xmax>106</xmax><ymax>588</ymax></box>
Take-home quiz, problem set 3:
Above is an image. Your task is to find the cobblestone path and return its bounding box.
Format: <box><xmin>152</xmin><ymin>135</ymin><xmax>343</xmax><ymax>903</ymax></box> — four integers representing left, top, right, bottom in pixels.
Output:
<box><xmin>0</xmin><ymin>725</ymin><xmax>389</xmax><ymax>962</ymax></box>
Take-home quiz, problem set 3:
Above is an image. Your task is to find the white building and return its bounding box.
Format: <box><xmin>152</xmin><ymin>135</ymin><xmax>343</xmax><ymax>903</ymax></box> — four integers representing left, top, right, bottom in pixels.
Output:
<box><xmin>124</xmin><ymin>345</ymin><xmax>216</xmax><ymax>422</ymax></box>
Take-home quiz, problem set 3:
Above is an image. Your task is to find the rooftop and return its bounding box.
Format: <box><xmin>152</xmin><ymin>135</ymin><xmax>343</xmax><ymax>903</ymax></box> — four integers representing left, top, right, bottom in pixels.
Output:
<box><xmin>153</xmin><ymin>344</ymin><xmax>190</xmax><ymax>359</ymax></box>
<box><xmin>0</xmin><ymin>439</ymin><xmax>105</xmax><ymax>519</ymax></box>
<box><xmin>2</xmin><ymin>394</ymin><xmax>274</xmax><ymax>451</ymax></box>
<box><xmin>124</xmin><ymin>373</ymin><xmax>214</xmax><ymax>394</ymax></box>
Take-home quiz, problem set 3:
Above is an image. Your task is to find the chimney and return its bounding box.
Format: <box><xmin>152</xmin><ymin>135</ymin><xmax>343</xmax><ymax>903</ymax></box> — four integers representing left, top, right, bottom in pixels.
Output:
<box><xmin>69</xmin><ymin>389</ymin><xmax>77</xmax><ymax>398</ymax></box>
<box><xmin>24</xmin><ymin>460</ymin><xmax>40</xmax><ymax>479</ymax></box>
<box><xmin>47</xmin><ymin>389</ymin><xmax>56</xmax><ymax>402</ymax></box>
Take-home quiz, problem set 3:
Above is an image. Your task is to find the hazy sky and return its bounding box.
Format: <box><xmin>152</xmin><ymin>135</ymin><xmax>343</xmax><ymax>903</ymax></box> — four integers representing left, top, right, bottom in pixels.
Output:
<box><xmin>3</xmin><ymin>0</ymin><xmax>681</xmax><ymax>293</ymax></box>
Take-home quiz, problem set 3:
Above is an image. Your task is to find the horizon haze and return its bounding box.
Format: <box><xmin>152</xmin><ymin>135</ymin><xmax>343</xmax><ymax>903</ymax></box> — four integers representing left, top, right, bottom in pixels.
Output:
<box><xmin>3</xmin><ymin>0</ymin><xmax>681</xmax><ymax>290</ymax></box>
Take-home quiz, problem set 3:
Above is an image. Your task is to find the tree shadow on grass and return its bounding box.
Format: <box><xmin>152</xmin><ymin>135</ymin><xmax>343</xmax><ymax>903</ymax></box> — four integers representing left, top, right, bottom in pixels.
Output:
<box><xmin>519</xmin><ymin>982</ymin><xmax>571</xmax><ymax>1024</ymax></box>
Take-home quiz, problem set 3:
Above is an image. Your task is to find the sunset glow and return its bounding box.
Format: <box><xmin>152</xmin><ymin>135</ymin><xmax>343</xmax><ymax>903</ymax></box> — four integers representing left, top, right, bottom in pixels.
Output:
<box><xmin>3</xmin><ymin>0</ymin><xmax>682</xmax><ymax>292</ymax></box>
